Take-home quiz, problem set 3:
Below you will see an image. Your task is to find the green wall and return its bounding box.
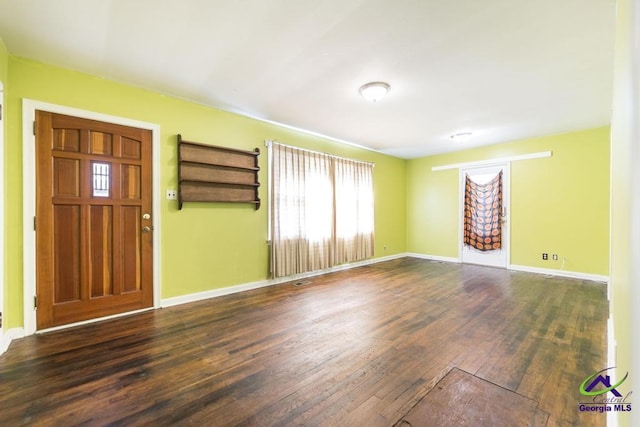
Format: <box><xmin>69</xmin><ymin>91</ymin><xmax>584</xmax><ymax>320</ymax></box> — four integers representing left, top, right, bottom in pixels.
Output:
<box><xmin>407</xmin><ymin>127</ymin><xmax>610</xmax><ymax>275</ymax></box>
<box><xmin>0</xmin><ymin>38</ymin><xmax>7</xmax><ymax>81</ymax></box>
<box><xmin>3</xmin><ymin>56</ymin><xmax>407</xmax><ymax>328</ymax></box>
<box><xmin>1</xmin><ymin>39</ymin><xmax>7</xmax><ymax>335</ymax></box>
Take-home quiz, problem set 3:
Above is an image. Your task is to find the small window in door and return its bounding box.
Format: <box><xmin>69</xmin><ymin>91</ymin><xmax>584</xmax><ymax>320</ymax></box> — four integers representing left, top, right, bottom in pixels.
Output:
<box><xmin>92</xmin><ymin>162</ymin><xmax>111</xmax><ymax>197</ymax></box>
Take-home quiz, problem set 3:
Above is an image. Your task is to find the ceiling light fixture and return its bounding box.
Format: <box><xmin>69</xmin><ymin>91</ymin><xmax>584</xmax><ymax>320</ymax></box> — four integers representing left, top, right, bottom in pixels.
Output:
<box><xmin>359</xmin><ymin>81</ymin><xmax>390</xmax><ymax>102</ymax></box>
<box><xmin>450</xmin><ymin>132</ymin><xmax>473</xmax><ymax>142</ymax></box>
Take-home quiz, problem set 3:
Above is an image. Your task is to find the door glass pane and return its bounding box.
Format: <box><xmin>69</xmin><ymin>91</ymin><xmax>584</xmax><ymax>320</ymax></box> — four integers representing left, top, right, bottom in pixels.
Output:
<box><xmin>92</xmin><ymin>162</ymin><xmax>111</xmax><ymax>197</ymax></box>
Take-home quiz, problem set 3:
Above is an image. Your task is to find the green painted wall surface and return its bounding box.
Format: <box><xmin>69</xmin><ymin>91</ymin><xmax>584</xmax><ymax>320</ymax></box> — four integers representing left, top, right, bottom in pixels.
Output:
<box><xmin>0</xmin><ymin>38</ymin><xmax>7</xmax><ymax>81</ymax></box>
<box><xmin>406</xmin><ymin>160</ymin><xmax>458</xmax><ymax>258</ymax></box>
<box><xmin>4</xmin><ymin>57</ymin><xmax>407</xmax><ymax>328</ymax></box>
<box><xmin>407</xmin><ymin>128</ymin><xmax>610</xmax><ymax>275</ymax></box>
<box><xmin>1</xmin><ymin>39</ymin><xmax>7</xmax><ymax>332</ymax></box>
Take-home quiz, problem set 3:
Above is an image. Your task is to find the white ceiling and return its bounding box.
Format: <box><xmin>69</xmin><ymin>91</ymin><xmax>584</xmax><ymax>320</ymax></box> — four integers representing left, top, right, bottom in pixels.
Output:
<box><xmin>0</xmin><ymin>0</ymin><xmax>615</xmax><ymax>158</ymax></box>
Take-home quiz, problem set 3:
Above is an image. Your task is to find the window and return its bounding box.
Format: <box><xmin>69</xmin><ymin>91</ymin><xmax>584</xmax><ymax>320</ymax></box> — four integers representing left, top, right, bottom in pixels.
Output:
<box><xmin>269</xmin><ymin>142</ymin><xmax>374</xmax><ymax>278</ymax></box>
<box><xmin>92</xmin><ymin>162</ymin><xmax>110</xmax><ymax>197</ymax></box>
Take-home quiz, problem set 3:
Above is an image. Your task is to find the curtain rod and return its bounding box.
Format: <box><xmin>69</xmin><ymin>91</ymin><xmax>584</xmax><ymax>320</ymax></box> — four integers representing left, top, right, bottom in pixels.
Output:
<box><xmin>265</xmin><ymin>140</ymin><xmax>375</xmax><ymax>167</ymax></box>
<box><xmin>432</xmin><ymin>151</ymin><xmax>552</xmax><ymax>171</ymax></box>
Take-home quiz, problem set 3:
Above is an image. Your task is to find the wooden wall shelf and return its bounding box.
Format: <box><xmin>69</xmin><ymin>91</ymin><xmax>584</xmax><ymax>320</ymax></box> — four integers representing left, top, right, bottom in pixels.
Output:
<box><xmin>177</xmin><ymin>134</ymin><xmax>260</xmax><ymax>210</ymax></box>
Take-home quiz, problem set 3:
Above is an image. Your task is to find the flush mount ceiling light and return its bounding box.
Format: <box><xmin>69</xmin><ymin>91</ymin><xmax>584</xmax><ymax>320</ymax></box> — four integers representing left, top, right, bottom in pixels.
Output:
<box><xmin>450</xmin><ymin>132</ymin><xmax>473</xmax><ymax>142</ymax></box>
<box><xmin>359</xmin><ymin>81</ymin><xmax>390</xmax><ymax>102</ymax></box>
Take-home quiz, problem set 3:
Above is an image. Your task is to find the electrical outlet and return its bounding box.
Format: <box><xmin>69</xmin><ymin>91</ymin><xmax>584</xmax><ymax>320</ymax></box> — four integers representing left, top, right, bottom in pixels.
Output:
<box><xmin>542</xmin><ymin>253</ymin><xmax>548</xmax><ymax>260</ymax></box>
<box><xmin>552</xmin><ymin>254</ymin><xmax>558</xmax><ymax>261</ymax></box>
<box><xmin>166</xmin><ymin>189</ymin><xmax>177</xmax><ymax>200</ymax></box>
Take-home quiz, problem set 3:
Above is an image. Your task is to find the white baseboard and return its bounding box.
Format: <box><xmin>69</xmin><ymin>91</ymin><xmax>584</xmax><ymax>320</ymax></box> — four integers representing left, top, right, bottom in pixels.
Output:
<box><xmin>405</xmin><ymin>252</ymin><xmax>609</xmax><ymax>284</ymax></box>
<box><xmin>0</xmin><ymin>328</ymin><xmax>25</xmax><ymax>356</ymax></box>
<box><xmin>508</xmin><ymin>264</ymin><xmax>609</xmax><ymax>283</ymax></box>
<box><xmin>161</xmin><ymin>253</ymin><xmax>407</xmax><ymax>308</ymax></box>
<box><xmin>406</xmin><ymin>252</ymin><xmax>460</xmax><ymax>264</ymax></box>
<box><xmin>161</xmin><ymin>279</ymin><xmax>273</xmax><ymax>308</ymax></box>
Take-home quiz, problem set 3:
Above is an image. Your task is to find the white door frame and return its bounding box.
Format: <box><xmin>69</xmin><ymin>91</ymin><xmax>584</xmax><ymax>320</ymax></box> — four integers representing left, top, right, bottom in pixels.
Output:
<box><xmin>0</xmin><ymin>82</ymin><xmax>5</xmax><ymax>352</ymax></box>
<box><xmin>459</xmin><ymin>162</ymin><xmax>511</xmax><ymax>268</ymax></box>
<box><xmin>22</xmin><ymin>99</ymin><xmax>162</xmax><ymax>335</ymax></box>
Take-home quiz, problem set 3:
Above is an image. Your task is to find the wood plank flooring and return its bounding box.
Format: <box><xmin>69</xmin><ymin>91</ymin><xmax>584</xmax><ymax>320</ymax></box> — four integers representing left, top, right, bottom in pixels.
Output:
<box><xmin>0</xmin><ymin>258</ymin><xmax>608</xmax><ymax>426</ymax></box>
<box><xmin>398</xmin><ymin>367</ymin><xmax>546</xmax><ymax>426</ymax></box>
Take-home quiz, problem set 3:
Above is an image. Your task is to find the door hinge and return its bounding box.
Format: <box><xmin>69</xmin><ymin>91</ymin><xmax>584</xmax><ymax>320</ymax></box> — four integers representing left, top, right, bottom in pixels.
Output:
<box><xmin>33</xmin><ymin>216</ymin><xmax>36</xmax><ymax>231</ymax></box>
<box><xmin>34</xmin><ymin>296</ymin><xmax>38</xmax><ymax>309</ymax></box>
<box><xmin>33</xmin><ymin>120</ymin><xmax>36</xmax><ymax>135</ymax></box>
<box><xmin>0</xmin><ymin>311</ymin><xmax>3</xmax><ymax>328</ymax></box>
<box><xmin>0</xmin><ymin>104</ymin><xmax>3</xmax><ymax>121</ymax></box>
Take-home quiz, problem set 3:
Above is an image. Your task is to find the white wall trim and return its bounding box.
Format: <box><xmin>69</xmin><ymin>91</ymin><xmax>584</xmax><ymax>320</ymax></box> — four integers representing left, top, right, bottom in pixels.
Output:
<box><xmin>22</xmin><ymin>99</ymin><xmax>162</xmax><ymax>336</ymax></box>
<box><xmin>406</xmin><ymin>252</ymin><xmax>609</xmax><ymax>283</ymax></box>
<box><xmin>161</xmin><ymin>279</ymin><xmax>274</xmax><ymax>308</ymax></box>
<box><xmin>0</xmin><ymin>328</ymin><xmax>25</xmax><ymax>355</ymax></box>
<box><xmin>0</xmin><ymin>81</ymin><xmax>5</xmax><ymax>354</ymax></box>
<box><xmin>405</xmin><ymin>253</ymin><xmax>461</xmax><ymax>264</ymax></box>
<box><xmin>162</xmin><ymin>253</ymin><xmax>407</xmax><ymax>308</ymax></box>
<box><xmin>508</xmin><ymin>264</ymin><xmax>609</xmax><ymax>283</ymax></box>
<box><xmin>431</xmin><ymin>151</ymin><xmax>552</xmax><ymax>172</ymax></box>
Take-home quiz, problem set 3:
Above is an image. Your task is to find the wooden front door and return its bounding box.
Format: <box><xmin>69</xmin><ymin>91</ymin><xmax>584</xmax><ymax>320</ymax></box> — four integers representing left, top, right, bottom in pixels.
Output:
<box><xmin>35</xmin><ymin>111</ymin><xmax>153</xmax><ymax>329</ymax></box>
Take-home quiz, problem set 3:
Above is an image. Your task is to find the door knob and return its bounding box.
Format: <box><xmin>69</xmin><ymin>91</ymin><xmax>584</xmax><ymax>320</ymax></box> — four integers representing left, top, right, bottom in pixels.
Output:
<box><xmin>142</xmin><ymin>226</ymin><xmax>151</xmax><ymax>233</ymax></box>
<box><xmin>142</xmin><ymin>213</ymin><xmax>151</xmax><ymax>220</ymax></box>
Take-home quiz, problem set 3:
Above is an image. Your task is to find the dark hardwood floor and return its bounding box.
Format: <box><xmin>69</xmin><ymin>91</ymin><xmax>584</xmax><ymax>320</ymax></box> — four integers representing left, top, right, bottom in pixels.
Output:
<box><xmin>0</xmin><ymin>258</ymin><xmax>608</xmax><ymax>426</ymax></box>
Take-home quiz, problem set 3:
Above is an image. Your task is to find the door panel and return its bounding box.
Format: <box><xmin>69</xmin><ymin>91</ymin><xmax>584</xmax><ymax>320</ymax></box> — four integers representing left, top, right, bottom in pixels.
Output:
<box><xmin>460</xmin><ymin>164</ymin><xmax>509</xmax><ymax>268</ymax></box>
<box><xmin>53</xmin><ymin>205</ymin><xmax>81</xmax><ymax>303</ymax></box>
<box><xmin>89</xmin><ymin>205</ymin><xmax>113</xmax><ymax>297</ymax></box>
<box><xmin>122</xmin><ymin>206</ymin><xmax>142</xmax><ymax>293</ymax></box>
<box><xmin>54</xmin><ymin>158</ymin><xmax>80</xmax><ymax>196</ymax></box>
<box><xmin>122</xmin><ymin>165</ymin><xmax>142</xmax><ymax>199</ymax></box>
<box><xmin>36</xmin><ymin>111</ymin><xmax>153</xmax><ymax>329</ymax></box>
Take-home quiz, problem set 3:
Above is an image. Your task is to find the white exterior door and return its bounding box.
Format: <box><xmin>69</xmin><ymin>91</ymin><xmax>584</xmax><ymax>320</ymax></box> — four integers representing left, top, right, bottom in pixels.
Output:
<box><xmin>460</xmin><ymin>164</ymin><xmax>509</xmax><ymax>268</ymax></box>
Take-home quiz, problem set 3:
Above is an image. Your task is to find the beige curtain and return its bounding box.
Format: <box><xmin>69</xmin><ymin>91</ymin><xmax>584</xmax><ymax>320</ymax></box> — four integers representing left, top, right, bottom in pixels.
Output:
<box><xmin>270</xmin><ymin>142</ymin><xmax>374</xmax><ymax>278</ymax></box>
<box><xmin>334</xmin><ymin>157</ymin><xmax>374</xmax><ymax>264</ymax></box>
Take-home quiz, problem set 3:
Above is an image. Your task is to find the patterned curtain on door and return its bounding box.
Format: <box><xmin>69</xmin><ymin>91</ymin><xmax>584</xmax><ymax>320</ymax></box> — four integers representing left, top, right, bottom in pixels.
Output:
<box><xmin>463</xmin><ymin>171</ymin><xmax>503</xmax><ymax>251</ymax></box>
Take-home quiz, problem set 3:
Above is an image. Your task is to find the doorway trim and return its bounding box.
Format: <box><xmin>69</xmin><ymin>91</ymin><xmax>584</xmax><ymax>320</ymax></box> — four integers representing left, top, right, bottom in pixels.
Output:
<box><xmin>458</xmin><ymin>162</ymin><xmax>511</xmax><ymax>268</ymax></box>
<box><xmin>0</xmin><ymin>82</ymin><xmax>4</xmax><ymax>352</ymax></box>
<box><xmin>22</xmin><ymin>99</ymin><xmax>162</xmax><ymax>335</ymax></box>
<box><xmin>432</xmin><ymin>151</ymin><xmax>551</xmax><ymax>171</ymax></box>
